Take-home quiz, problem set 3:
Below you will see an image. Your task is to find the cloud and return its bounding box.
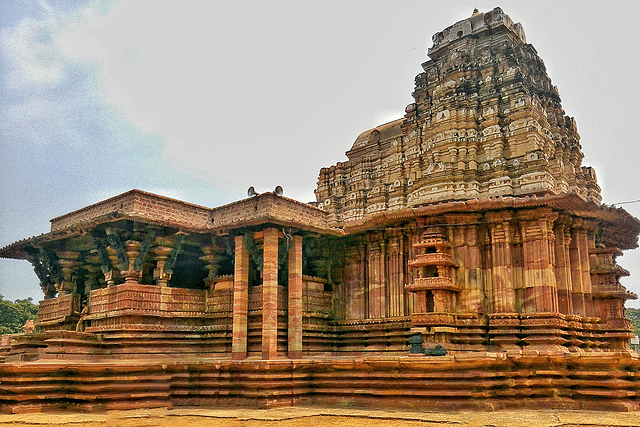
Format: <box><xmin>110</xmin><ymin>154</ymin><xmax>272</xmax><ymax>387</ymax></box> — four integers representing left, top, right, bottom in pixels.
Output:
<box><xmin>1</xmin><ymin>16</ymin><xmax>67</xmax><ymax>90</ymax></box>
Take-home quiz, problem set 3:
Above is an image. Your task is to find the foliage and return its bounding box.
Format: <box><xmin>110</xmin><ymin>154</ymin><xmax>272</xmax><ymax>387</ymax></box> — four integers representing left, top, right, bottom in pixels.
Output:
<box><xmin>0</xmin><ymin>295</ymin><xmax>39</xmax><ymax>335</ymax></box>
<box><xmin>626</xmin><ymin>307</ymin><xmax>640</xmax><ymax>337</ymax></box>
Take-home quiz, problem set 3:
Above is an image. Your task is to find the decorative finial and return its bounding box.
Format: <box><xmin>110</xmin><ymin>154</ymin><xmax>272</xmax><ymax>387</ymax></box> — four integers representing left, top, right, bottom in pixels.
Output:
<box><xmin>472</xmin><ymin>8</ymin><xmax>479</xmax><ymax>16</ymax></box>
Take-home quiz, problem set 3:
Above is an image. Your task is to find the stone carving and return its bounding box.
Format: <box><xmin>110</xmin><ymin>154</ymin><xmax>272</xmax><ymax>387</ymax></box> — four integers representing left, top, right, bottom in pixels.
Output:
<box><xmin>0</xmin><ymin>7</ymin><xmax>639</xmax><ymax>413</ymax></box>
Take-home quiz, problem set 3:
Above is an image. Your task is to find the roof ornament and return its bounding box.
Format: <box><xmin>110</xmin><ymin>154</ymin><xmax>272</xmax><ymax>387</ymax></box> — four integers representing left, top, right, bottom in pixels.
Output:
<box><xmin>472</xmin><ymin>8</ymin><xmax>479</xmax><ymax>16</ymax></box>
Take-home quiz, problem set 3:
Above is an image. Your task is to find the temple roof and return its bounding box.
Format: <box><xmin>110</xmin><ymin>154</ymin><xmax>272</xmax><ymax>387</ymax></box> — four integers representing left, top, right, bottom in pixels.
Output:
<box><xmin>0</xmin><ymin>189</ymin><xmax>337</xmax><ymax>261</ymax></box>
<box><xmin>346</xmin><ymin>118</ymin><xmax>404</xmax><ymax>157</ymax></box>
<box><xmin>428</xmin><ymin>7</ymin><xmax>527</xmax><ymax>58</ymax></box>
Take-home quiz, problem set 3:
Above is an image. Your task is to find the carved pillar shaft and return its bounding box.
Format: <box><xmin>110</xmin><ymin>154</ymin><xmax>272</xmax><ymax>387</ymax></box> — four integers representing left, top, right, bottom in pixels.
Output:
<box><xmin>288</xmin><ymin>235</ymin><xmax>303</xmax><ymax>359</ymax></box>
<box><xmin>570</xmin><ymin>227</ymin><xmax>588</xmax><ymax>315</ymax></box>
<box><xmin>488</xmin><ymin>218</ymin><xmax>516</xmax><ymax>313</ymax></box>
<box><xmin>262</xmin><ymin>227</ymin><xmax>279</xmax><ymax>360</ymax></box>
<box><xmin>57</xmin><ymin>251</ymin><xmax>79</xmax><ymax>295</ymax></box>
<box><xmin>153</xmin><ymin>245</ymin><xmax>173</xmax><ymax>287</ymax></box>
<box><xmin>580</xmin><ymin>229</ymin><xmax>594</xmax><ymax>316</ymax></box>
<box><xmin>554</xmin><ymin>223</ymin><xmax>573</xmax><ymax>314</ymax></box>
<box><xmin>387</xmin><ymin>234</ymin><xmax>403</xmax><ymax>317</ymax></box>
<box><xmin>367</xmin><ymin>240</ymin><xmax>383</xmax><ymax>318</ymax></box>
<box><xmin>121</xmin><ymin>240</ymin><xmax>142</xmax><ymax>285</ymax></box>
<box><xmin>232</xmin><ymin>235</ymin><xmax>249</xmax><ymax>360</ymax></box>
<box><xmin>519</xmin><ymin>213</ymin><xmax>558</xmax><ymax>313</ymax></box>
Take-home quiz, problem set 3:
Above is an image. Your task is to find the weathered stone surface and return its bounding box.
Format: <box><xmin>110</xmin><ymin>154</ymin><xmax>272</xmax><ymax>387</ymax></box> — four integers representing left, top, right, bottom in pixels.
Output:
<box><xmin>0</xmin><ymin>7</ymin><xmax>639</xmax><ymax>412</ymax></box>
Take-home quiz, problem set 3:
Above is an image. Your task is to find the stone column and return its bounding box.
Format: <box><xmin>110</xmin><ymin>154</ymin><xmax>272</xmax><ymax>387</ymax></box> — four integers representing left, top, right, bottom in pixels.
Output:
<box><xmin>262</xmin><ymin>227</ymin><xmax>279</xmax><ymax>360</ymax></box>
<box><xmin>367</xmin><ymin>235</ymin><xmax>384</xmax><ymax>318</ymax></box>
<box><xmin>554</xmin><ymin>218</ymin><xmax>573</xmax><ymax>314</ymax></box>
<box><xmin>360</xmin><ymin>241</ymin><xmax>369</xmax><ymax>318</ymax></box>
<box><xmin>581</xmin><ymin>226</ymin><xmax>596</xmax><ymax>316</ymax></box>
<box><xmin>446</xmin><ymin>213</ymin><xmax>483</xmax><ymax>313</ymax></box>
<box><xmin>288</xmin><ymin>235</ymin><xmax>303</xmax><ymax>359</ymax></box>
<box><xmin>486</xmin><ymin>211</ymin><xmax>516</xmax><ymax>313</ymax></box>
<box><xmin>518</xmin><ymin>209</ymin><xmax>558</xmax><ymax>313</ymax></box>
<box><xmin>152</xmin><ymin>244</ymin><xmax>173</xmax><ymax>287</ymax></box>
<box><xmin>569</xmin><ymin>223</ymin><xmax>587</xmax><ymax>315</ymax></box>
<box><xmin>57</xmin><ymin>251</ymin><xmax>79</xmax><ymax>295</ymax></box>
<box><xmin>386</xmin><ymin>229</ymin><xmax>404</xmax><ymax>318</ymax></box>
<box><xmin>232</xmin><ymin>235</ymin><xmax>249</xmax><ymax>360</ymax></box>
<box><xmin>121</xmin><ymin>240</ymin><xmax>142</xmax><ymax>286</ymax></box>
<box><xmin>201</xmin><ymin>246</ymin><xmax>222</xmax><ymax>291</ymax></box>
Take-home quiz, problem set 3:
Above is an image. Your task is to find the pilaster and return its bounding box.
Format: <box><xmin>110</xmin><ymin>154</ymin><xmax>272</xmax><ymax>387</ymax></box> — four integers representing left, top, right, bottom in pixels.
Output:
<box><xmin>486</xmin><ymin>211</ymin><xmax>516</xmax><ymax>313</ymax></box>
<box><xmin>517</xmin><ymin>209</ymin><xmax>559</xmax><ymax>313</ymax></box>
<box><xmin>554</xmin><ymin>217</ymin><xmax>573</xmax><ymax>314</ymax></box>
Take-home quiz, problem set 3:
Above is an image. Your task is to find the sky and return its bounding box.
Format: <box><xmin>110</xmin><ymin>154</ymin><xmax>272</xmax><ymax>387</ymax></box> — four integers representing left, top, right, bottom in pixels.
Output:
<box><xmin>2</xmin><ymin>0</ymin><xmax>640</xmax><ymax>307</ymax></box>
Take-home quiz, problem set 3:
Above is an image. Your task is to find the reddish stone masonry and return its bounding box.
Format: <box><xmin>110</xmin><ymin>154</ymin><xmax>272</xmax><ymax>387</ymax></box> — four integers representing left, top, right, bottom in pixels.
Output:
<box><xmin>1</xmin><ymin>6</ymin><xmax>640</xmax><ymax>413</ymax></box>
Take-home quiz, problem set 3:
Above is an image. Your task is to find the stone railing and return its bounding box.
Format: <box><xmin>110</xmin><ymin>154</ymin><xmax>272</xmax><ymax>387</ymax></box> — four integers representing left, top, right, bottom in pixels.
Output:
<box><xmin>36</xmin><ymin>293</ymin><xmax>80</xmax><ymax>324</ymax></box>
<box><xmin>406</xmin><ymin>277</ymin><xmax>460</xmax><ymax>292</ymax></box>
<box><xmin>88</xmin><ymin>284</ymin><xmax>207</xmax><ymax>317</ymax></box>
<box><xmin>409</xmin><ymin>252</ymin><xmax>457</xmax><ymax>267</ymax></box>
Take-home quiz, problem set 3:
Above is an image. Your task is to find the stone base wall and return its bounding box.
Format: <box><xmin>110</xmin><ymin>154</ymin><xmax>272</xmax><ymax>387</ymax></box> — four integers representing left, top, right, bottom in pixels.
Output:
<box><xmin>1</xmin><ymin>351</ymin><xmax>639</xmax><ymax>413</ymax></box>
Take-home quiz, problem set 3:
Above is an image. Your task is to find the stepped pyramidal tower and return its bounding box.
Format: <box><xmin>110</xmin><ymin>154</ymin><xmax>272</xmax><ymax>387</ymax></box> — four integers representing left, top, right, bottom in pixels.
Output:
<box><xmin>317</xmin><ymin>7</ymin><xmax>599</xmax><ymax>221</ymax></box>
<box><xmin>1</xmin><ymin>7</ymin><xmax>640</xmax><ymax>412</ymax></box>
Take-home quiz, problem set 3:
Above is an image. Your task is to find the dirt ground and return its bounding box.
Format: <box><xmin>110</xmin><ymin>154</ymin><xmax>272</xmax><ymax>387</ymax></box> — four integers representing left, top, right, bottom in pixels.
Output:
<box><xmin>0</xmin><ymin>407</ymin><xmax>639</xmax><ymax>427</ymax></box>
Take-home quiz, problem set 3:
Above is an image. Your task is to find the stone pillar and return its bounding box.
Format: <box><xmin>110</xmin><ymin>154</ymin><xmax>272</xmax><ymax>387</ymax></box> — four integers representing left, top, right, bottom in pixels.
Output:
<box><xmin>201</xmin><ymin>246</ymin><xmax>222</xmax><ymax>291</ymax></box>
<box><xmin>57</xmin><ymin>251</ymin><xmax>79</xmax><ymax>295</ymax></box>
<box><xmin>518</xmin><ymin>209</ymin><xmax>559</xmax><ymax>313</ymax></box>
<box><xmin>152</xmin><ymin>245</ymin><xmax>173</xmax><ymax>287</ymax></box>
<box><xmin>232</xmin><ymin>235</ymin><xmax>249</xmax><ymax>360</ymax></box>
<box><xmin>554</xmin><ymin>219</ymin><xmax>573</xmax><ymax>314</ymax></box>
<box><xmin>486</xmin><ymin>211</ymin><xmax>516</xmax><ymax>313</ymax></box>
<box><xmin>361</xmin><ymin>241</ymin><xmax>369</xmax><ymax>318</ymax></box>
<box><xmin>121</xmin><ymin>240</ymin><xmax>142</xmax><ymax>286</ymax></box>
<box><xmin>569</xmin><ymin>223</ymin><xmax>587</xmax><ymax>316</ymax></box>
<box><xmin>262</xmin><ymin>227</ymin><xmax>279</xmax><ymax>360</ymax></box>
<box><xmin>367</xmin><ymin>235</ymin><xmax>384</xmax><ymax>318</ymax></box>
<box><xmin>386</xmin><ymin>229</ymin><xmax>404</xmax><ymax>318</ymax></box>
<box><xmin>581</xmin><ymin>226</ymin><xmax>596</xmax><ymax>316</ymax></box>
<box><xmin>344</xmin><ymin>245</ymin><xmax>365</xmax><ymax>320</ymax></box>
<box><xmin>288</xmin><ymin>235</ymin><xmax>303</xmax><ymax>359</ymax></box>
<box><xmin>446</xmin><ymin>214</ymin><xmax>483</xmax><ymax>313</ymax></box>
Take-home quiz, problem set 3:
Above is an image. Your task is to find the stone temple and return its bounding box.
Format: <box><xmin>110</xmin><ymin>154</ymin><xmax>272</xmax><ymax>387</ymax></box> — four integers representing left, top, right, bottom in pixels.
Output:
<box><xmin>2</xmin><ymin>7</ymin><xmax>640</xmax><ymax>412</ymax></box>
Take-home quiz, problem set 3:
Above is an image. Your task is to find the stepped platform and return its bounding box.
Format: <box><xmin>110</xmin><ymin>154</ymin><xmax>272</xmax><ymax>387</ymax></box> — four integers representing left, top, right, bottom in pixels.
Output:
<box><xmin>1</xmin><ymin>351</ymin><xmax>639</xmax><ymax>413</ymax></box>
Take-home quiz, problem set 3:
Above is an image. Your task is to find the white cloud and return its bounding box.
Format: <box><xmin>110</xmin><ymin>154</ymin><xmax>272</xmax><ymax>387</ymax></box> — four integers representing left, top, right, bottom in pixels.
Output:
<box><xmin>1</xmin><ymin>17</ymin><xmax>67</xmax><ymax>90</ymax></box>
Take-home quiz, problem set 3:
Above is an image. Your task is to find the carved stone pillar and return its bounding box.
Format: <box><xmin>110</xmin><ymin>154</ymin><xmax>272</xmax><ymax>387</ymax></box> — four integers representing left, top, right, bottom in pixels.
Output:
<box><xmin>104</xmin><ymin>247</ymin><xmax>122</xmax><ymax>287</ymax></box>
<box><xmin>121</xmin><ymin>240</ymin><xmax>142</xmax><ymax>285</ymax></box>
<box><xmin>152</xmin><ymin>244</ymin><xmax>173</xmax><ymax>287</ymax></box>
<box><xmin>367</xmin><ymin>234</ymin><xmax>384</xmax><ymax>319</ymax></box>
<box><xmin>200</xmin><ymin>246</ymin><xmax>222</xmax><ymax>291</ymax></box>
<box><xmin>446</xmin><ymin>213</ymin><xmax>483</xmax><ymax>313</ymax></box>
<box><xmin>386</xmin><ymin>228</ymin><xmax>404</xmax><ymax>318</ymax></box>
<box><xmin>232</xmin><ymin>235</ymin><xmax>249</xmax><ymax>360</ymax></box>
<box><xmin>288</xmin><ymin>235</ymin><xmax>303</xmax><ymax>359</ymax></box>
<box><xmin>486</xmin><ymin>211</ymin><xmax>516</xmax><ymax>313</ymax></box>
<box><xmin>518</xmin><ymin>209</ymin><xmax>559</xmax><ymax>313</ymax></box>
<box><xmin>57</xmin><ymin>251</ymin><xmax>79</xmax><ymax>295</ymax></box>
<box><xmin>570</xmin><ymin>222</ymin><xmax>590</xmax><ymax>316</ymax></box>
<box><xmin>554</xmin><ymin>218</ymin><xmax>573</xmax><ymax>314</ymax></box>
<box><xmin>262</xmin><ymin>227</ymin><xmax>279</xmax><ymax>360</ymax></box>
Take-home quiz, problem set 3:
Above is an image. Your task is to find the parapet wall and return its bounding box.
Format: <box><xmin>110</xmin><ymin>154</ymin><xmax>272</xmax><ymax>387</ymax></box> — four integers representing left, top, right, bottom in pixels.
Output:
<box><xmin>50</xmin><ymin>190</ymin><xmax>212</xmax><ymax>232</ymax></box>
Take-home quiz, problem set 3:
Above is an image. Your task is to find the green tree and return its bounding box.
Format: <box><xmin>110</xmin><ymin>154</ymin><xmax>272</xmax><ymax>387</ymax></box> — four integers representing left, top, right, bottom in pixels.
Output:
<box><xmin>0</xmin><ymin>295</ymin><xmax>39</xmax><ymax>334</ymax></box>
<box><xmin>626</xmin><ymin>307</ymin><xmax>640</xmax><ymax>337</ymax></box>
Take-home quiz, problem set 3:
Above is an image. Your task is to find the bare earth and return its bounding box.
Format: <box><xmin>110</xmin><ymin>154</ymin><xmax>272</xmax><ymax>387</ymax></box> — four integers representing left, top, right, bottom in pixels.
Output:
<box><xmin>1</xmin><ymin>407</ymin><xmax>639</xmax><ymax>427</ymax></box>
